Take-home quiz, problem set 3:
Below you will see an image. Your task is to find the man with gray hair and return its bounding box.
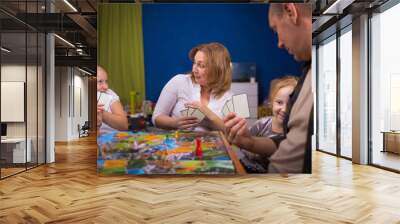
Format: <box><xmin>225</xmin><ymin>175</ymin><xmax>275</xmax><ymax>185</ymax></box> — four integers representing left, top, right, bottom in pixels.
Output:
<box><xmin>224</xmin><ymin>3</ymin><xmax>313</xmax><ymax>173</ymax></box>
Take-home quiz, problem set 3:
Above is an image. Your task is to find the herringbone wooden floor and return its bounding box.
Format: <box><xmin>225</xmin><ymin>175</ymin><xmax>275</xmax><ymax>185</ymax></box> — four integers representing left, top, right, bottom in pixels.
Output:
<box><xmin>1</xmin><ymin>135</ymin><xmax>400</xmax><ymax>223</ymax></box>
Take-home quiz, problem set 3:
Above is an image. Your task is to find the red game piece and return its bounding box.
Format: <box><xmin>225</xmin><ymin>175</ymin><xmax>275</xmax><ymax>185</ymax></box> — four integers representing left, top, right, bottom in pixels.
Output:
<box><xmin>195</xmin><ymin>137</ymin><xmax>203</xmax><ymax>158</ymax></box>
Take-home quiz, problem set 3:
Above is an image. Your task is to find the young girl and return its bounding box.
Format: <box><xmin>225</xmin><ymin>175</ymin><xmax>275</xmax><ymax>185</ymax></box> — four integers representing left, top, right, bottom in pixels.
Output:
<box><xmin>238</xmin><ymin>75</ymin><xmax>298</xmax><ymax>173</ymax></box>
<box><xmin>97</xmin><ymin>65</ymin><xmax>129</xmax><ymax>134</ymax></box>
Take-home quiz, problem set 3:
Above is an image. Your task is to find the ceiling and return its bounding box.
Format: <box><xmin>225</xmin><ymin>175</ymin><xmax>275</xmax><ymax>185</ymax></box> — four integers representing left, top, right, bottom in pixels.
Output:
<box><xmin>312</xmin><ymin>0</ymin><xmax>390</xmax><ymax>43</ymax></box>
<box><xmin>1</xmin><ymin>0</ymin><xmax>394</xmax><ymax>73</ymax></box>
<box><xmin>0</xmin><ymin>0</ymin><xmax>97</xmax><ymax>74</ymax></box>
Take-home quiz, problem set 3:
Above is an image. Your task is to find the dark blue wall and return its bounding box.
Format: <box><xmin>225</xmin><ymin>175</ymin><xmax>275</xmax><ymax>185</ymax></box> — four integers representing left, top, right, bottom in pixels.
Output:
<box><xmin>142</xmin><ymin>3</ymin><xmax>302</xmax><ymax>104</ymax></box>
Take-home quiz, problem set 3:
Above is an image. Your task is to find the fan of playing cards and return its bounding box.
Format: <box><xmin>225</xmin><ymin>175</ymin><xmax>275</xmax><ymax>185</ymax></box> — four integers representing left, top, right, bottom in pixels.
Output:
<box><xmin>180</xmin><ymin>106</ymin><xmax>206</xmax><ymax>121</ymax></box>
<box><xmin>97</xmin><ymin>91</ymin><xmax>112</xmax><ymax>110</ymax></box>
<box><xmin>222</xmin><ymin>94</ymin><xmax>250</xmax><ymax>118</ymax></box>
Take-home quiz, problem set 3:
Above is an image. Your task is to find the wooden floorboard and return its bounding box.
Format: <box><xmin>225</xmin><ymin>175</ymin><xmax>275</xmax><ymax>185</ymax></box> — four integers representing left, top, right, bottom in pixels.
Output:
<box><xmin>0</xmin><ymin>135</ymin><xmax>400</xmax><ymax>223</ymax></box>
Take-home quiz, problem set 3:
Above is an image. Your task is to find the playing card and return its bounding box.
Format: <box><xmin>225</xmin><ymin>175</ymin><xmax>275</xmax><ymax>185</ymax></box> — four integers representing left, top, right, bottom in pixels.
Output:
<box><xmin>97</xmin><ymin>91</ymin><xmax>112</xmax><ymax>110</ymax></box>
<box><xmin>97</xmin><ymin>91</ymin><xmax>102</xmax><ymax>102</ymax></box>
<box><xmin>187</xmin><ymin>107</ymin><xmax>196</xmax><ymax>116</ymax></box>
<box><xmin>191</xmin><ymin>109</ymin><xmax>205</xmax><ymax>121</ymax></box>
<box><xmin>222</xmin><ymin>102</ymin><xmax>230</xmax><ymax>117</ymax></box>
<box><xmin>226</xmin><ymin>99</ymin><xmax>234</xmax><ymax>112</ymax></box>
<box><xmin>180</xmin><ymin>109</ymin><xmax>189</xmax><ymax>117</ymax></box>
<box><xmin>232</xmin><ymin>94</ymin><xmax>250</xmax><ymax>118</ymax></box>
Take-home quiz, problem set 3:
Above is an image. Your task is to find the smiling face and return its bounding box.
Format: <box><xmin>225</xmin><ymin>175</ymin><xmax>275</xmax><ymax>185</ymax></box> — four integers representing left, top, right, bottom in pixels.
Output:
<box><xmin>192</xmin><ymin>51</ymin><xmax>208</xmax><ymax>86</ymax></box>
<box><xmin>97</xmin><ymin>66</ymin><xmax>109</xmax><ymax>92</ymax></box>
<box><xmin>272</xmin><ymin>85</ymin><xmax>294</xmax><ymax>124</ymax></box>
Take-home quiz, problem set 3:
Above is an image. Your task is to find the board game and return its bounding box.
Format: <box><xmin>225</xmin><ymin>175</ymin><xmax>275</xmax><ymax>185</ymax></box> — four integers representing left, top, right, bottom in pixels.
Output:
<box><xmin>97</xmin><ymin>130</ymin><xmax>237</xmax><ymax>175</ymax></box>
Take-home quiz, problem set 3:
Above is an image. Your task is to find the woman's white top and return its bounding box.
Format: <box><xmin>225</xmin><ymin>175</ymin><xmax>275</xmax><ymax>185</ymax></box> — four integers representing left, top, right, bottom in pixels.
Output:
<box><xmin>152</xmin><ymin>74</ymin><xmax>233</xmax><ymax>131</ymax></box>
<box><xmin>98</xmin><ymin>89</ymin><xmax>120</xmax><ymax>133</ymax></box>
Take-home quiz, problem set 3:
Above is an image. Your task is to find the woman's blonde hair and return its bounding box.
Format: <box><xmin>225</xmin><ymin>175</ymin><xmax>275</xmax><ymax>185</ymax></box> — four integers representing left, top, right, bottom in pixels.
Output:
<box><xmin>189</xmin><ymin>42</ymin><xmax>232</xmax><ymax>98</ymax></box>
<box><xmin>268</xmin><ymin>75</ymin><xmax>298</xmax><ymax>108</ymax></box>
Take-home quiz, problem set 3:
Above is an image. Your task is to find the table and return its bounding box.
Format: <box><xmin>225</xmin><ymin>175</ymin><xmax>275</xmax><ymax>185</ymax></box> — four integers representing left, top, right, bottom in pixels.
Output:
<box><xmin>381</xmin><ymin>131</ymin><xmax>400</xmax><ymax>154</ymax></box>
<box><xmin>97</xmin><ymin>130</ymin><xmax>246</xmax><ymax>175</ymax></box>
<box><xmin>1</xmin><ymin>138</ymin><xmax>31</xmax><ymax>164</ymax></box>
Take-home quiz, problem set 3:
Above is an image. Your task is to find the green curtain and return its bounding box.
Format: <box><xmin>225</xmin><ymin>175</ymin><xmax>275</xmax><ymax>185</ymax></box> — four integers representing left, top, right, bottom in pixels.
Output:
<box><xmin>98</xmin><ymin>3</ymin><xmax>145</xmax><ymax>109</ymax></box>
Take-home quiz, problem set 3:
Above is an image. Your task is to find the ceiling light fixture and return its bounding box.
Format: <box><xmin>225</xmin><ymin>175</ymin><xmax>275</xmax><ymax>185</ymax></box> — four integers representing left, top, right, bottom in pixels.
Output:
<box><xmin>323</xmin><ymin>0</ymin><xmax>355</xmax><ymax>15</ymax></box>
<box><xmin>78</xmin><ymin>67</ymin><xmax>92</xmax><ymax>76</ymax></box>
<box><xmin>54</xmin><ymin>34</ymin><xmax>75</xmax><ymax>48</ymax></box>
<box><xmin>63</xmin><ymin>0</ymin><xmax>78</xmax><ymax>12</ymax></box>
<box><xmin>1</xmin><ymin>47</ymin><xmax>11</xmax><ymax>53</ymax></box>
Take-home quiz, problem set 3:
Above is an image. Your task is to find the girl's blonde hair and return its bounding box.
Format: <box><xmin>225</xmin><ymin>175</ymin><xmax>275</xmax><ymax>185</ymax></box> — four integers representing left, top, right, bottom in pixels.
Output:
<box><xmin>268</xmin><ymin>75</ymin><xmax>298</xmax><ymax>108</ymax></box>
<box><xmin>189</xmin><ymin>42</ymin><xmax>232</xmax><ymax>98</ymax></box>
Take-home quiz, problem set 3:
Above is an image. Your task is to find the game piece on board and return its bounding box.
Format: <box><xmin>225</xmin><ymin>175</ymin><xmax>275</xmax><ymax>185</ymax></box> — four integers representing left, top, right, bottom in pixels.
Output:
<box><xmin>175</xmin><ymin>130</ymin><xmax>179</xmax><ymax>139</ymax></box>
<box><xmin>195</xmin><ymin>137</ymin><xmax>203</xmax><ymax>157</ymax></box>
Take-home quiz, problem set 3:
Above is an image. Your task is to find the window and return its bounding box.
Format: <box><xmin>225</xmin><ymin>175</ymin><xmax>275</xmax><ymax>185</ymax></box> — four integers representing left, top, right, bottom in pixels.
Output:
<box><xmin>317</xmin><ymin>35</ymin><xmax>337</xmax><ymax>155</ymax></box>
<box><xmin>370</xmin><ymin>2</ymin><xmax>400</xmax><ymax>171</ymax></box>
<box><xmin>339</xmin><ymin>27</ymin><xmax>352</xmax><ymax>158</ymax></box>
<box><xmin>0</xmin><ymin>1</ymin><xmax>47</xmax><ymax>179</ymax></box>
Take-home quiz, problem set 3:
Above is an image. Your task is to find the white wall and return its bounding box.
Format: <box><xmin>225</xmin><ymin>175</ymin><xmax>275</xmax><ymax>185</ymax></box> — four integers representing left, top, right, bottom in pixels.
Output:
<box><xmin>54</xmin><ymin>67</ymin><xmax>89</xmax><ymax>141</ymax></box>
<box><xmin>1</xmin><ymin>65</ymin><xmax>26</xmax><ymax>81</ymax></box>
<box><xmin>1</xmin><ymin>64</ymin><xmax>46</xmax><ymax>164</ymax></box>
<box><xmin>1</xmin><ymin>65</ymin><xmax>26</xmax><ymax>139</ymax></box>
<box><xmin>55</xmin><ymin>67</ymin><xmax>69</xmax><ymax>141</ymax></box>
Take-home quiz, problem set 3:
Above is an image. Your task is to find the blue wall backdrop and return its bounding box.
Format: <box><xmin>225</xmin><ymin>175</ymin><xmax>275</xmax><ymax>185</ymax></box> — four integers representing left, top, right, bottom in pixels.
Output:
<box><xmin>142</xmin><ymin>3</ymin><xmax>302</xmax><ymax>104</ymax></box>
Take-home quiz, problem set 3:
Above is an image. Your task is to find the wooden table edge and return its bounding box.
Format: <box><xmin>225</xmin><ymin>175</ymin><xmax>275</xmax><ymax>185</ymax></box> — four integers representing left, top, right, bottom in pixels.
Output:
<box><xmin>218</xmin><ymin>131</ymin><xmax>247</xmax><ymax>175</ymax></box>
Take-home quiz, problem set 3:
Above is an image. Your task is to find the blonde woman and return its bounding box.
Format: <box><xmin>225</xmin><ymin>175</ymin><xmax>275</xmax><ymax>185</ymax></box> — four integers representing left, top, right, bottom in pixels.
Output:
<box><xmin>152</xmin><ymin>42</ymin><xmax>232</xmax><ymax>131</ymax></box>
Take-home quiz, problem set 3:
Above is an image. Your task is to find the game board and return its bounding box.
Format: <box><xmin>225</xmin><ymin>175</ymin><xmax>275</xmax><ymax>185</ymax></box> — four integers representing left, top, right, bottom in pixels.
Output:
<box><xmin>97</xmin><ymin>130</ymin><xmax>236</xmax><ymax>175</ymax></box>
